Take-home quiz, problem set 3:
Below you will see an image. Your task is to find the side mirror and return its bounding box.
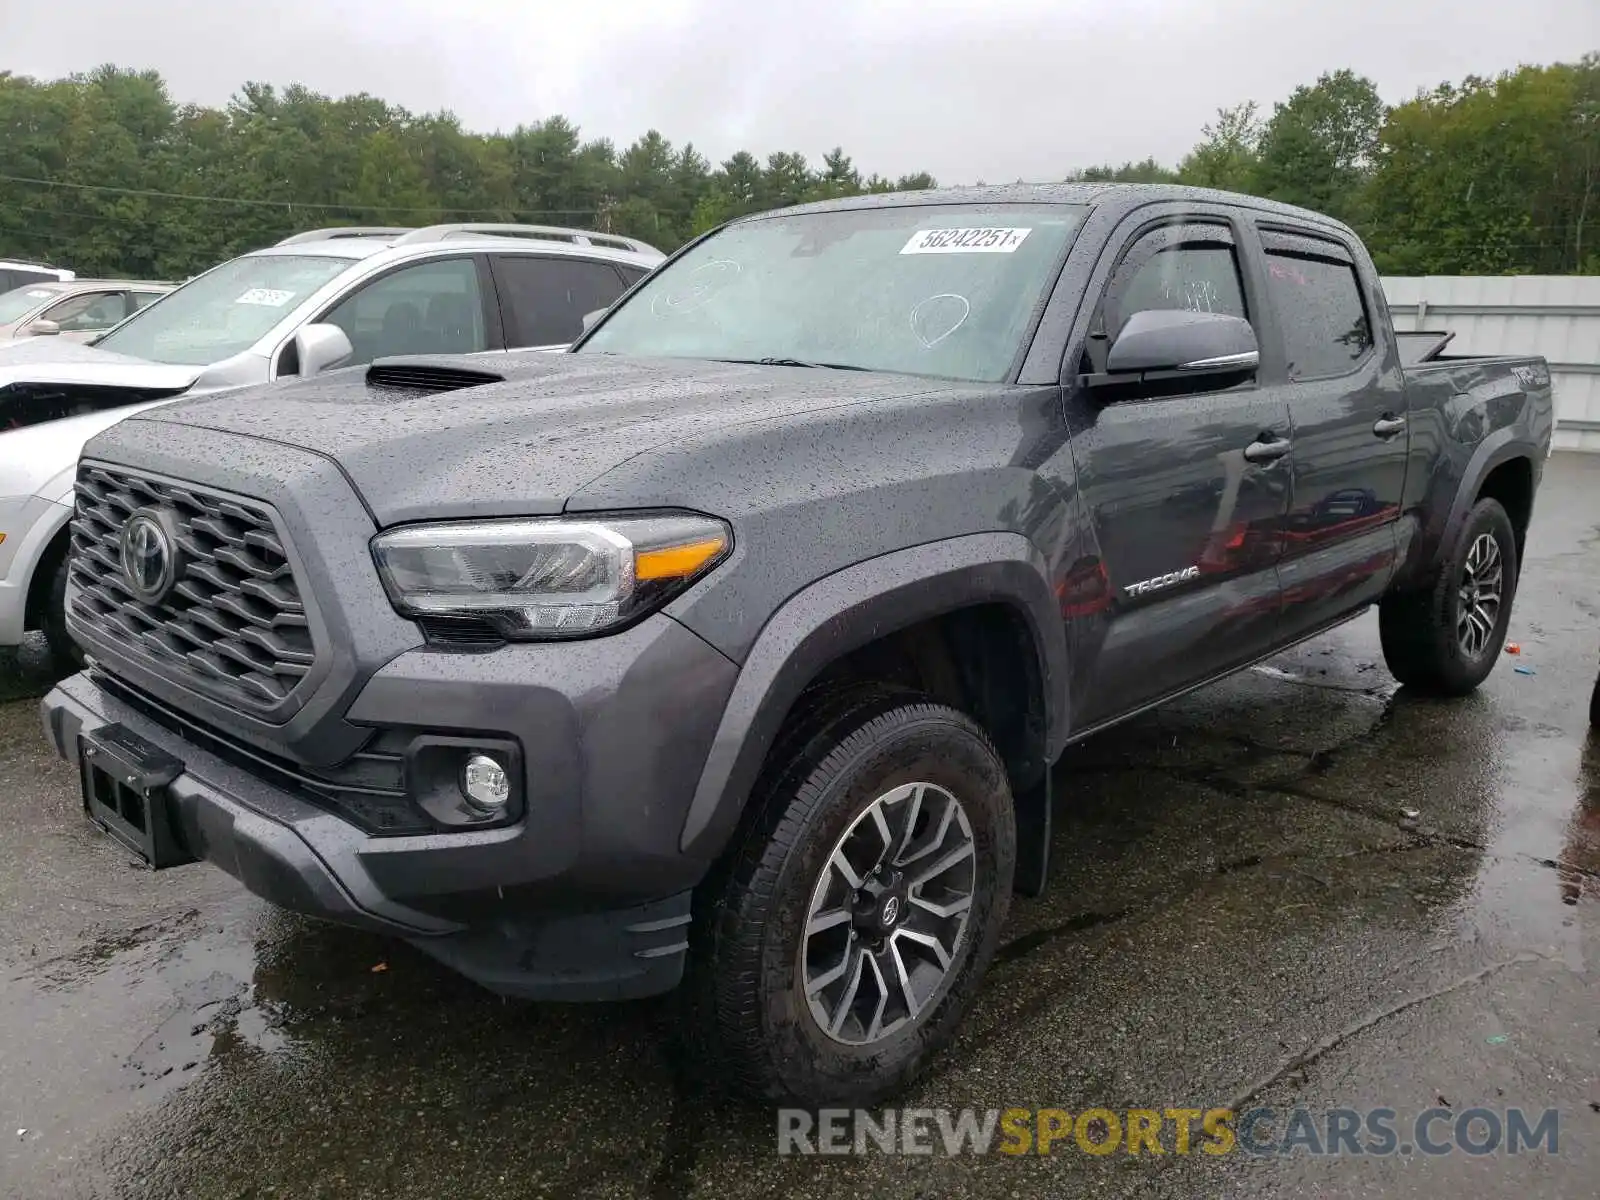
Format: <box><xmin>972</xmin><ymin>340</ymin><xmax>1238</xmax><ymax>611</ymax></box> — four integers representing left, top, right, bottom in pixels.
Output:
<box><xmin>293</xmin><ymin>323</ymin><xmax>354</xmax><ymax>377</ymax></box>
<box><xmin>1098</xmin><ymin>309</ymin><xmax>1259</xmax><ymax>385</ymax></box>
<box><xmin>29</xmin><ymin>318</ymin><xmax>61</xmax><ymax>337</ymax></box>
<box><xmin>580</xmin><ymin>309</ymin><xmax>605</xmax><ymax>332</ymax></box>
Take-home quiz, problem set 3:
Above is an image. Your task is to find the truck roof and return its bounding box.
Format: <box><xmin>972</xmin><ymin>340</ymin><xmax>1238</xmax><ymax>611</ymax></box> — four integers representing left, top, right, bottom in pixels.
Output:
<box><xmin>742</xmin><ymin>183</ymin><xmax>1357</xmax><ymax>236</ymax></box>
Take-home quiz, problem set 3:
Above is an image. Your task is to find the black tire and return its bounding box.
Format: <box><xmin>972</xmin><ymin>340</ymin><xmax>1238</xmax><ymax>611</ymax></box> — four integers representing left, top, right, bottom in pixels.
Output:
<box><xmin>1589</xmin><ymin>671</ymin><xmax>1599</xmax><ymax>729</ymax></box>
<box><xmin>41</xmin><ymin>554</ymin><xmax>82</xmax><ymax>675</ymax></box>
<box><xmin>1379</xmin><ymin>497</ymin><xmax>1518</xmax><ymax>696</ymax></box>
<box><xmin>687</xmin><ymin>689</ymin><xmax>1015</xmax><ymax>1106</ymax></box>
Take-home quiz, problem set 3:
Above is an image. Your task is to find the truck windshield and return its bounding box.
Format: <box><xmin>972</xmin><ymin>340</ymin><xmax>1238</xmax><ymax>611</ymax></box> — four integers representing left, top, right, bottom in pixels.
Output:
<box><xmin>578</xmin><ymin>204</ymin><xmax>1088</xmax><ymax>382</ymax></box>
<box><xmin>95</xmin><ymin>254</ymin><xmax>356</xmax><ymax>365</ymax></box>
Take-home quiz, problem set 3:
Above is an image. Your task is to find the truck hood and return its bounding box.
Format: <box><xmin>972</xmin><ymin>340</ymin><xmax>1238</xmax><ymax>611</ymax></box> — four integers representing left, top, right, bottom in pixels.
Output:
<box><xmin>124</xmin><ymin>354</ymin><xmax>951</xmax><ymax>524</ymax></box>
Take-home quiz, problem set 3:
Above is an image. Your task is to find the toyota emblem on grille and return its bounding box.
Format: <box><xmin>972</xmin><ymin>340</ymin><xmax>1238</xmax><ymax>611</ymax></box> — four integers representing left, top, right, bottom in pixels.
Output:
<box><xmin>120</xmin><ymin>511</ymin><xmax>179</xmax><ymax>604</ymax></box>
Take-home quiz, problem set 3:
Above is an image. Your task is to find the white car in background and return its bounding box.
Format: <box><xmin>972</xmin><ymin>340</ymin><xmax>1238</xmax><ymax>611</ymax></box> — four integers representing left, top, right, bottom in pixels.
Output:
<box><xmin>0</xmin><ymin>279</ymin><xmax>174</xmax><ymax>344</ymax></box>
<box><xmin>0</xmin><ymin>223</ymin><xmax>663</xmax><ymax>665</ymax></box>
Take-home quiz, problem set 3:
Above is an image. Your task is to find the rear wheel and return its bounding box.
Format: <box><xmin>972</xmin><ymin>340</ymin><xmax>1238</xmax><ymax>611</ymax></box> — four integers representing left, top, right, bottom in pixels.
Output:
<box><xmin>1379</xmin><ymin>497</ymin><xmax>1518</xmax><ymax>696</ymax></box>
<box><xmin>688</xmin><ymin>689</ymin><xmax>1015</xmax><ymax>1105</ymax></box>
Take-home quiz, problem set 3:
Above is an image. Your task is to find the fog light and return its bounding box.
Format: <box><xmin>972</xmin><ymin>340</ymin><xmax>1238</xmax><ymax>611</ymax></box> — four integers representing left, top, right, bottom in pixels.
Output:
<box><xmin>460</xmin><ymin>754</ymin><xmax>511</xmax><ymax>813</ymax></box>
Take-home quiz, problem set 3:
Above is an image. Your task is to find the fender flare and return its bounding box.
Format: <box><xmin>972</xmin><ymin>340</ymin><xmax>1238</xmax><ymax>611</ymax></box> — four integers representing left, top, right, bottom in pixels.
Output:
<box><xmin>677</xmin><ymin>531</ymin><xmax>1067</xmax><ymax>858</ymax></box>
<box><xmin>1401</xmin><ymin>429</ymin><xmax>1540</xmax><ymax>591</ymax></box>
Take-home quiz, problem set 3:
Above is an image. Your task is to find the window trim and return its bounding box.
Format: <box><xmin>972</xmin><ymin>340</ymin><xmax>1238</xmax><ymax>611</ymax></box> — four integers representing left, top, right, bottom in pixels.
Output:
<box><xmin>1062</xmin><ymin>209</ymin><xmax>1264</xmax><ymax>393</ymax></box>
<box><xmin>1097</xmin><ymin>222</ymin><xmax>1248</xmax><ymax>338</ymax></box>
<box><xmin>485</xmin><ymin>252</ymin><xmax>632</xmax><ymax>350</ymax></box>
<box><xmin>1257</xmin><ymin>226</ymin><xmax>1375</xmax><ymax>384</ymax></box>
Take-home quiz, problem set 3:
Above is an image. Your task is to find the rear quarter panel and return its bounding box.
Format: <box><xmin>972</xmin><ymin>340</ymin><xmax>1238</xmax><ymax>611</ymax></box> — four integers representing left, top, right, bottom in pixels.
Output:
<box><xmin>1392</xmin><ymin>356</ymin><xmax>1554</xmax><ymax>589</ymax></box>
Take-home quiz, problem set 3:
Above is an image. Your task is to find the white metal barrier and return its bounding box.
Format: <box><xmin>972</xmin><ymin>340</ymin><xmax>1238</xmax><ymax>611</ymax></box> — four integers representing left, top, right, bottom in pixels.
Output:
<box><xmin>1382</xmin><ymin>276</ymin><xmax>1600</xmax><ymax>453</ymax></box>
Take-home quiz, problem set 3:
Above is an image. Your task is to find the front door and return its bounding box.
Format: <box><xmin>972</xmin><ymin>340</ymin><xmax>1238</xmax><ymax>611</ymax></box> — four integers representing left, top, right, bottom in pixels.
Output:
<box><xmin>1255</xmin><ymin>226</ymin><xmax>1409</xmax><ymax>638</ymax></box>
<box><xmin>1063</xmin><ymin>216</ymin><xmax>1293</xmax><ymax>728</ymax></box>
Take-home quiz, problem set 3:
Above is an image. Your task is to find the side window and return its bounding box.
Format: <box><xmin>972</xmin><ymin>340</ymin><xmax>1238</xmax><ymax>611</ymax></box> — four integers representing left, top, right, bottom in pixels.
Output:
<box><xmin>44</xmin><ymin>291</ymin><xmax>130</xmax><ymax>332</ymax></box>
<box><xmin>321</xmin><ymin>257</ymin><xmax>487</xmax><ymax>367</ymax></box>
<box><xmin>494</xmin><ymin>256</ymin><xmax>629</xmax><ymax>347</ymax></box>
<box><xmin>1085</xmin><ymin>223</ymin><xmax>1247</xmax><ymax>373</ymax></box>
<box><xmin>130</xmin><ymin>290</ymin><xmax>166</xmax><ymax>311</ymax></box>
<box><xmin>1</xmin><ymin>269</ymin><xmax>53</xmax><ymax>291</ymax></box>
<box><xmin>1262</xmin><ymin>248</ymin><xmax>1372</xmax><ymax>379</ymax></box>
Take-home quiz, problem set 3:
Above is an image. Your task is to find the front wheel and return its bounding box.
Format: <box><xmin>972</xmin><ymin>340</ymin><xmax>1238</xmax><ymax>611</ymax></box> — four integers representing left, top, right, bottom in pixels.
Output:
<box><xmin>1379</xmin><ymin>497</ymin><xmax>1519</xmax><ymax>696</ymax></box>
<box><xmin>688</xmin><ymin>691</ymin><xmax>1015</xmax><ymax>1105</ymax></box>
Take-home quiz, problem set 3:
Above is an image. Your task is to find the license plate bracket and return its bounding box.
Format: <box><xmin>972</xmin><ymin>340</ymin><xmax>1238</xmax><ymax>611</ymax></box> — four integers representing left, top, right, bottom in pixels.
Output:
<box><xmin>79</xmin><ymin>724</ymin><xmax>197</xmax><ymax>869</ymax></box>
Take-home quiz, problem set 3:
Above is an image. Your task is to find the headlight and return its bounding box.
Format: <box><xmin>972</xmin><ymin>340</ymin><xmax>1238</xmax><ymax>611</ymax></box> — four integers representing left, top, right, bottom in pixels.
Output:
<box><xmin>371</xmin><ymin>512</ymin><xmax>731</xmax><ymax>639</ymax></box>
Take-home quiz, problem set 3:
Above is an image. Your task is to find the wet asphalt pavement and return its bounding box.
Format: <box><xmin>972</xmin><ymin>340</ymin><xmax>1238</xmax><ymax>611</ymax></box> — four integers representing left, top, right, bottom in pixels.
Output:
<box><xmin>2</xmin><ymin>455</ymin><xmax>1597</xmax><ymax>1199</ymax></box>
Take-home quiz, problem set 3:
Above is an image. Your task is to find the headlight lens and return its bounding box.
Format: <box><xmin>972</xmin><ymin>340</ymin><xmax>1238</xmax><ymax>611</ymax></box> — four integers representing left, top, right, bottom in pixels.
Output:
<box><xmin>372</xmin><ymin>512</ymin><xmax>731</xmax><ymax>639</ymax></box>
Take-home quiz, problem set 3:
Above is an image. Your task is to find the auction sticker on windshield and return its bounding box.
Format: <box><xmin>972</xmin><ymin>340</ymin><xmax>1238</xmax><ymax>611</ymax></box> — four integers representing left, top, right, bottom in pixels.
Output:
<box><xmin>901</xmin><ymin>228</ymin><xmax>1032</xmax><ymax>254</ymax></box>
<box><xmin>235</xmin><ymin>288</ymin><xmax>296</xmax><ymax>307</ymax></box>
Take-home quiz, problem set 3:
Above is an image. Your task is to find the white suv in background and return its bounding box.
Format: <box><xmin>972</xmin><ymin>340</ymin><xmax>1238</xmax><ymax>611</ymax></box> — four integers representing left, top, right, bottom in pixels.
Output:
<box><xmin>0</xmin><ymin>259</ymin><xmax>76</xmax><ymax>291</ymax></box>
<box><xmin>0</xmin><ymin>223</ymin><xmax>663</xmax><ymax>665</ymax></box>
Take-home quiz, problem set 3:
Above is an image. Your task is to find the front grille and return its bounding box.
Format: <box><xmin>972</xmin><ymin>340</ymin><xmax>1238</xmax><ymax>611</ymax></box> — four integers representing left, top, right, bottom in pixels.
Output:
<box><xmin>70</xmin><ymin>465</ymin><xmax>319</xmax><ymax>715</ymax></box>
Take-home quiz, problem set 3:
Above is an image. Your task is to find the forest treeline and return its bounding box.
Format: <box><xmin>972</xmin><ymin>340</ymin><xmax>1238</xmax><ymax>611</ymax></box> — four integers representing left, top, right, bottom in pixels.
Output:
<box><xmin>0</xmin><ymin>54</ymin><xmax>1595</xmax><ymax>280</ymax></box>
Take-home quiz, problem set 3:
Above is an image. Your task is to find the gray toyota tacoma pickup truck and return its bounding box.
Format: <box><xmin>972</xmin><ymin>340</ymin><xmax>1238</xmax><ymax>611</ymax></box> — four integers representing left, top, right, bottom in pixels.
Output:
<box><xmin>42</xmin><ymin>184</ymin><xmax>1554</xmax><ymax>1104</ymax></box>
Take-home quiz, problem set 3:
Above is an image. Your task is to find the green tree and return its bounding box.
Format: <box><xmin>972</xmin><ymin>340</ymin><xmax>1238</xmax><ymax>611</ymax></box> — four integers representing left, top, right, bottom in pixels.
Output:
<box><xmin>1253</xmin><ymin>69</ymin><xmax>1385</xmax><ymax>222</ymax></box>
<box><xmin>1177</xmin><ymin>102</ymin><xmax>1262</xmax><ymax>191</ymax></box>
<box><xmin>1360</xmin><ymin>59</ymin><xmax>1600</xmax><ymax>274</ymax></box>
<box><xmin>4</xmin><ymin>59</ymin><xmax>1596</xmax><ymax>279</ymax></box>
<box><xmin>1065</xmin><ymin>158</ymin><xmax>1179</xmax><ymax>184</ymax></box>
<box><xmin>761</xmin><ymin>151</ymin><xmax>813</xmax><ymax>208</ymax></box>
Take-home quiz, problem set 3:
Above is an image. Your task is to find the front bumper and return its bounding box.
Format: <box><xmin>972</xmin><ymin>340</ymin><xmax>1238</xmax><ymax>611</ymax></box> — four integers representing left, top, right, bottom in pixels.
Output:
<box><xmin>40</xmin><ymin>612</ymin><xmax>740</xmax><ymax>1000</ymax></box>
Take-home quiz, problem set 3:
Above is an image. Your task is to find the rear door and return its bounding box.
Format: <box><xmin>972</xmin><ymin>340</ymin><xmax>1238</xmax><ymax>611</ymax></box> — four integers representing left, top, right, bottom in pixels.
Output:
<box><xmin>1253</xmin><ymin>225</ymin><xmax>1408</xmax><ymax>638</ymax></box>
<box><xmin>488</xmin><ymin>254</ymin><xmax>633</xmax><ymax>350</ymax></box>
<box><xmin>1060</xmin><ymin>210</ymin><xmax>1294</xmax><ymax>727</ymax></box>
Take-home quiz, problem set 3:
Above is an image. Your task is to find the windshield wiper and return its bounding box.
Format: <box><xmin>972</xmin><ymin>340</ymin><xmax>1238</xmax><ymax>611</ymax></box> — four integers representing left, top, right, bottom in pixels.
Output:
<box><xmin>716</xmin><ymin>357</ymin><xmax>873</xmax><ymax>372</ymax></box>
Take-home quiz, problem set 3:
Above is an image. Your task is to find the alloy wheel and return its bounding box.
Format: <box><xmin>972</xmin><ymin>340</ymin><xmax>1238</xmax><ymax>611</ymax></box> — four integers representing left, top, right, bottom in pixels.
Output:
<box><xmin>1457</xmin><ymin>532</ymin><xmax>1504</xmax><ymax>659</ymax></box>
<box><xmin>799</xmin><ymin>782</ymin><xmax>976</xmax><ymax>1046</ymax></box>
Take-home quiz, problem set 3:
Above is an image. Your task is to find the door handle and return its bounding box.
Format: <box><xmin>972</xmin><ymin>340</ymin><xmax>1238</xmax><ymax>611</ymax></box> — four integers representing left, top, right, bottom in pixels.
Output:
<box><xmin>1372</xmin><ymin>415</ymin><xmax>1407</xmax><ymax>439</ymax></box>
<box><xmin>1243</xmin><ymin>436</ymin><xmax>1292</xmax><ymax>464</ymax></box>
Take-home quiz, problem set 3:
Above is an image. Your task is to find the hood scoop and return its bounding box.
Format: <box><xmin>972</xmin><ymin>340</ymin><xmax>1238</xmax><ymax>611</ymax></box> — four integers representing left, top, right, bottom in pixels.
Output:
<box><xmin>366</xmin><ymin>358</ymin><xmax>506</xmax><ymax>396</ymax></box>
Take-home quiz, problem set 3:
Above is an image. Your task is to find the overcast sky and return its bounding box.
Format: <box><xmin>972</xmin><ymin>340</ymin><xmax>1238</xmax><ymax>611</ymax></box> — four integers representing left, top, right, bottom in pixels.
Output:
<box><xmin>9</xmin><ymin>0</ymin><xmax>1598</xmax><ymax>184</ymax></box>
